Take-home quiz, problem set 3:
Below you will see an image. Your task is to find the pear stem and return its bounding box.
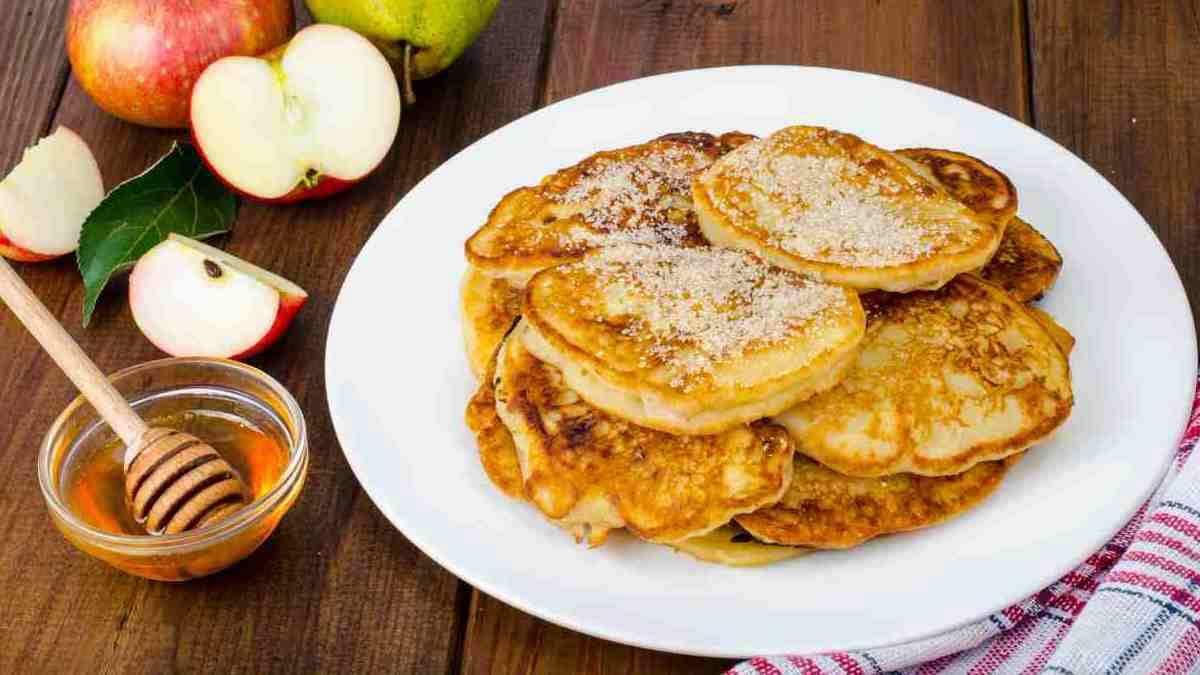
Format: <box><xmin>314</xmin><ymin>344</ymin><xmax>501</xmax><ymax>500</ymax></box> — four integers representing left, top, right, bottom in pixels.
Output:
<box><xmin>401</xmin><ymin>43</ymin><xmax>417</xmax><ymax>107</ymax></box>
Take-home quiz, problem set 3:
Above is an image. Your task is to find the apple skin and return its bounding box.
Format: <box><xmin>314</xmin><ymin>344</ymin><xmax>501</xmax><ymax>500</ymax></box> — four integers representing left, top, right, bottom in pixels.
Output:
<box><xmin>129</xmin><ymin>235</ymin><xmax>308</xmax><ymax>360</ymax></box>
<box><xmin>233</xmin><ymin>292</ymin><xmax>308</xmax><ymax>359</ymax></box>
<box><xmin>66</xmin><ymin>0</ymin><xmax>294</xmax><ymax>128</ymax></box>
<box><xmin>192</xmin><ymin>139</ymin><xmax>357</xmax><ymax>205</ymax></box>
<box><xmin>0</xmin><ymin>233</ymin><xmax>58</xmax><ymax>263</ymax></box>
<box><xmin>131</xmin><ymin>284</ymin><xmax>307</xmax><ymax>360</ymax></box>
<box><xmin>189</xmin><ymin>24</ymin><xmax>400</xmax><ymax>203</ymax></box>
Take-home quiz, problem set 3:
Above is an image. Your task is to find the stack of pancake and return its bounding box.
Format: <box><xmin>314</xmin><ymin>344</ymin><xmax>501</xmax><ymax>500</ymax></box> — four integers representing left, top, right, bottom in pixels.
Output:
<box><xmin>462</xmin><ymin>126</ymin><xmax>1073</xmax><ymax>566</ymax></box>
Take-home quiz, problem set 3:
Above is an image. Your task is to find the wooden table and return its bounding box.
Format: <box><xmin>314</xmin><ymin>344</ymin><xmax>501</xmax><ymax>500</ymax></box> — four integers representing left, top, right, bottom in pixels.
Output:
<box><xmin>1</xmin><ymin>1</ymin><xmax>1196</xmax><ymax>672</ymax></box>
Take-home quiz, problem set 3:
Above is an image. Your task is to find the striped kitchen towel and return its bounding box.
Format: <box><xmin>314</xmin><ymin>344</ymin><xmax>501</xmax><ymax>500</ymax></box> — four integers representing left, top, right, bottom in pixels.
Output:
<box><xmin>729</xmin><ymin>382</ymin><xmax>1200</xmax><ymax>675</ymax></box>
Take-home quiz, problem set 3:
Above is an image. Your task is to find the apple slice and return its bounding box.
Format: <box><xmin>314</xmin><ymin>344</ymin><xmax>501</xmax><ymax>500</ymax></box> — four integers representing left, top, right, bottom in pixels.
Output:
<box><xmin>130</xmin><ymin>234</ymin><xmax>307</xmax><ymax>359</ymax></box>
<box><xmin>0</xmin><ymin>127</ymin><xmax>104</xmax><ymax>262</ymax></box>
<box><xmin>190</xmin><ymin>23</ymin><xmax>401</xmax><ymax>203</ymax></box>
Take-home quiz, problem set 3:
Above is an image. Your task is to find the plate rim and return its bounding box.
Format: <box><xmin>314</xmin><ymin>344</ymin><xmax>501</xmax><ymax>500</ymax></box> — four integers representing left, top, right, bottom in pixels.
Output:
<box><xmin>325</xmin><ymin>64</ymin><xmax>1199</xmax><ymax>658</ymax></box>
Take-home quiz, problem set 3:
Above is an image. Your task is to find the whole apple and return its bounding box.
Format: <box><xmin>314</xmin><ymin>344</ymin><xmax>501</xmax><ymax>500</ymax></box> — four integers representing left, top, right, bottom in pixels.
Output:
<box><xmin>66</xmin><ymin>0</ymin><xmax>294</xmax><ymax>128</ymax></box>
<box><xmin>306</xmin><ymin>0</ymin><xmax>500</xmax><ymax>102</ymax></box>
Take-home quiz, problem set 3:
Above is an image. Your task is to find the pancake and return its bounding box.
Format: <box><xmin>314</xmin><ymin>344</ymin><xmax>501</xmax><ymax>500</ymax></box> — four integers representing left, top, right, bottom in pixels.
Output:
<box><xmin>773</xmin><ymin>274</ymin><xmax>1073</xmax><ymax>477</ymax></box>
<box><xmin>461</xmin><ymin>266</ymin><xmax>523</xmax><ymax>378</ymax></box>
<box><xmin>469</xmin><ymin>351</ymin><xmax>1030</xmax><ymax>556</ymax></box>
<box><xmin>494</xmin><ymin>323</ymin><xmax>794</xmax><ymax>546</ymax></box>
<box><xmin>465</xmin><ymin>352</ymin><xmax>526</xmax><ymax>500</ymax></box>
<box><xmin>895</xmin><ymin>148</ymin><xmax>1061</xmax><ymax>303</ymax></box>
<box><xmin>466</xmin><ymin>131</ymin><xmax>755</xmax><ymax>285</ymax></box>
<box><xmin>672</xmin><ymin>525</ymin><xmax>808</xmax><ymax>566</ymax></box>
<box><xmin>522</xmin><ymin>244</ymin><xmax>865</xmax><ymax>435</ymax></box>
<box><xmin>467</xmin><ymin>386</ymin><xmax>803</xmax><ymax>566</ymax></box>
<box><xmin>693</xmin><ymin>126</ymin><xmax>1002</xmax><ymax>292</ymax></box>
<box><xmin>980</xmin><ymin>217</ymin><xmax>1064</xmax><ymax>303</ymax></box>
<box><xmin>737</xmin><ymin>454</ymin><xmax>1017</xmax><ymax>549</ymax></box>
<box><xmin>469</xmin><ymin>350</ymin><xmax>802</xmax><ymax>564</ymax></box>
<box><xmin>462</xmin><ymin>132</ymin><xmax>756</xmax><ymax>377</ymax></box>
<box><xmin>1028</xmin><ymin>306</ymin><xmax>1076</xmax><ymax>356</ymax></box>
<box><xmin>893</xmin><ymin>147</ymin><xmax>1017</xmax><ymax>233</ymax></box>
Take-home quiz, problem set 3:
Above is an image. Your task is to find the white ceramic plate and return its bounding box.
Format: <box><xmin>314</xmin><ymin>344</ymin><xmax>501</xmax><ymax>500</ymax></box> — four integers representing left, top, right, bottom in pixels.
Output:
<box><xmin>325</xmin><ymin>66</ymin><xmax>1197</xmax><ymax>657</ymax></box>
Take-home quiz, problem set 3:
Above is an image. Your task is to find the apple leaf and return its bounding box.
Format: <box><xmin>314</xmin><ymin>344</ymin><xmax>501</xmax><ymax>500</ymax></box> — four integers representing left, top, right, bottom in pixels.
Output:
<box><xmin>77</xmin><ymin>143</ymin><xmax>237</xmax><ymax>326</ymax></box>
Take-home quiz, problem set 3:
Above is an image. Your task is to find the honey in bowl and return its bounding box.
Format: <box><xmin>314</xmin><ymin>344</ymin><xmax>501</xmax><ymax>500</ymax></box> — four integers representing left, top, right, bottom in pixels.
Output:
<box><xmin>62</xmin><ymin>410</ymin><xmax>289</xmax><ymax>536</ymax></box>
<box><xmin>40</xmin><ymin>358</ymin><xmax>308</xmax><ymax>582</ymax></box>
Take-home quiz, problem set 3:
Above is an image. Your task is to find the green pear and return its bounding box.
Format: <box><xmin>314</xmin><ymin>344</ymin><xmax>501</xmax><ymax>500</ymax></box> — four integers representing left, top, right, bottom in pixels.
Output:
<box><xmin>305</xmin><ymin>0</ymin><xmax>501</xmax><ymax>104</ymax></box>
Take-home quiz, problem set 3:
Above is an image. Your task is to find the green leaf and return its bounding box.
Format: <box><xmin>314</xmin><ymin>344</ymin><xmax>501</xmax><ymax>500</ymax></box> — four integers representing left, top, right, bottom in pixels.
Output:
<box><xmin>77</xmin><ymin>143</ymin><xmax>237</xmax><ymax>326</ymax></box>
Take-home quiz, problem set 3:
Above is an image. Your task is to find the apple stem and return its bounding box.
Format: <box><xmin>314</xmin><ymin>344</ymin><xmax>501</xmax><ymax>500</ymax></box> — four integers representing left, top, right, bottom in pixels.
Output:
<box><xmin>402</xmin><ymin>43</ymin><xmax>417</xmax><ymax>107</ymax></box>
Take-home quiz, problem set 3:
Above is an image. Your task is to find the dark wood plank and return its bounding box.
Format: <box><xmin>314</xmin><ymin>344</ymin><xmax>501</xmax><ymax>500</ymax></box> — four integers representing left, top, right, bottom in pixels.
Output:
<box><xmin>0</xmin><ymin>2</ymin><xmax>79</xmax><ymax>668</ymax></box>
<box><xmin>0</xmin><ymin>1</ymin><xmax>552</xmax><ymax>673</ymax></box>
<box><xmin>464</xmin><ymin>590</ymin><xmax>735</xmax><ymax>675</ymax></box>
<box><xmin>460</xmin><ymin>2</ymin><xmax>1029</xmax><ymax>673</ymax></box>
<box><xmin>0</xmin><ymin>0</ymin><xmax>72</xmax><ymax>461</ymax></box>
<box><xmin>1028</xmin><ymin>0</ymin><xmax>1200</xmax><ymax>328</ymax></box>
<box><xmin>0</xmin><ymin>1</ymin><xmax>71</xmax><ymax>172</ymax></box>
<box><xmin>544</xmin><ymin>0</ymin><xmax>1029</xmax><ymax>119</ymax></box>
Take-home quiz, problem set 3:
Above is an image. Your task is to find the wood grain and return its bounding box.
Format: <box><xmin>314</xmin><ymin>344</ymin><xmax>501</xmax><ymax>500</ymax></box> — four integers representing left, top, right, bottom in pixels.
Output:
<box><xmin>0</xmin><ymin>1</ymin><xmax>71</xmax><ymax>172</ymax></box>
<box><xmin>459</xmin><ymin>2</ymin><xmax>1030</xmax><ymax>673</ymax></box>
<box><xmin>1029</xmin><ymin>0</ymin><xmax>1200</xmax><ymax>329</ymax></box>
<box><xmin>0</xmin><ymin>257</ymin><xmax>149</xmax><ymax>446</ymax></box>
<box><xmin>463</xmin><ymin>590</ymin><xmax>737</xmax><ymax>675</ymax></box>
<box><xmin>0</xmin><ymin>0</ymin><xmax>73</xmax><ymax>459</ymax></box>
<box><xmin>544</xmin><ymin>0</ymin><xmax>1029</xmax><ymax>118</ymax></box>
<box><xmin>2</xmin><ymin>1</ymin><xmax>1198</xmax><ymax>674</ymax></box>
<box><xmin>0</xmin><ymin>1</ymin><xmax>551</xmax><ymax>673</ymax></box>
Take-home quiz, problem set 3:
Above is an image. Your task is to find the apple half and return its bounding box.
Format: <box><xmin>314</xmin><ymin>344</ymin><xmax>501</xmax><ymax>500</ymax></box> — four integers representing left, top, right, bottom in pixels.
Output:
<box><xmin>0</xmin><ymin>127</ymin><xmax>104</xmax><ymax>262</ymax></box>
<box><xmin>130</xmin><ymin>234</ymin><xmax>307</xmax><ymax>359</ymax></box>
<box><xmin>190</xmin><ymin>23</ymin><xmax>401</xmax><ymax>203</ymax></box>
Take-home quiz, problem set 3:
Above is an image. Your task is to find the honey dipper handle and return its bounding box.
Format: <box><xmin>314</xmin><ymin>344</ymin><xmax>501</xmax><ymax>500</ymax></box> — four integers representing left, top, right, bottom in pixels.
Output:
<box><xmin>0</xmin><ymin>258</ymin><xmax>148</xmax><ymax>447</ymax></box>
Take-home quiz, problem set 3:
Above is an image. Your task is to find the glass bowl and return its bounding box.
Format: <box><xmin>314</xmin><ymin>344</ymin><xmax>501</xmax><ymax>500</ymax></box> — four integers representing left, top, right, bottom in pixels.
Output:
<box><xmin>38</xmin><ymin>357</ymin><xmax>308</xmax><ymax>581</ymax></box>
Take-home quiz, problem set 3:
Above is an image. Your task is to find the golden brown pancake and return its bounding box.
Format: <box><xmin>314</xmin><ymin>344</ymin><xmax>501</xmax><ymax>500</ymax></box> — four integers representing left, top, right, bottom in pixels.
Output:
<box><xmin>1028</xmin><ymin>306</ymin><xmax>1076</xmax><ymax>356</ymax></box>
<box><xmin>894</xmin><ymin>147</ymin><xmax>1017</xmax><ymax>233</ymax></box>
<box><xmin>522</xmin><ymin>244</ymin><xmax>865</xmax><ymax>435</ymax></box>
<box><xmin>462</xmin><ymin>132</ymin><xmax>757</xmax><ymax>377</ymax></box>
<box><xmin>468</xmin><ymin>349</ymin><xmax>804</xmax><ymax>566</ymax></box>
<box><xmin>461</xmin><ymin>266</ymin><xmax>523</xmax><ymax>378</ymax></box>
<box><xmin>864</xmin><ymin>291</ymin><xmax>1075</xmax><ymax>357</ymax></box>
<box><xmin>980</xmin><ymin>217</ymin><xmax>1064</xmax><ymax>303</ymax></box>
<box><xmin>466</xmin><ymin>131</ymin><xmax>755</xmax><ymax>284</ymax></box>
<box><xmin>737</xmin><ymin>454</ymin><xmax>1018</xmax><ymax>549</ymax></box>
<box><xmin>895</xmin><ymin>148</ymin><xmax>1062</xmax><ymax>303</ymax></box>
<box><xmin>494</xmin><ymin>324</ymin><xmax>794</xmax><ymax>546</ymax></box>
<box><xmin>693</xmin><ymin>126</ymin><xmax>1002</xmax><ymax>292</ymax></box>
<box><xmin>774</xmin><ymin>275</ymin><xmax>1073</xmax><ymax>477</ymax></box>
<box><xmin>464</xmin><ymin>351</ymin><xmax>525</xmax><ymax>499</ymax></box>
<box><xmin>468</xmin><ymin>384</ymin><xmax>805</xmax><ymax>566</ymax></box>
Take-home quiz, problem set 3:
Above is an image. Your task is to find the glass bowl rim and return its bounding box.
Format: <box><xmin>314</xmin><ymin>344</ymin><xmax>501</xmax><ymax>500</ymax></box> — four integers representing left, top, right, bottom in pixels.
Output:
<box><xmin>37</xmin><ymin>356</ymin><xmax>308</xmax><ymax>556</ymax></box>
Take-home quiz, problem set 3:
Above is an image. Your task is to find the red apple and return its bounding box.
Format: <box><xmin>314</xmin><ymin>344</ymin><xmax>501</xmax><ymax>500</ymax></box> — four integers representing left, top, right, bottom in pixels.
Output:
<box><xmin>0</xmin><ymin>127</ymin><xmax>104</xmax><ymax>262</ymax></box>
<box><xmin>129</xmin><ymin>234</ymin><xmax>307</xmax><ymax>359</ymax></box>
<box><xmin>190</xmin><ymin>24</ymin><xmax>401</xmax><ymax>203</ymax></box>
<box><xmin>66</xmin><ymin>0</ymin><xmax>294</xmax><ymax>128</ymax></box>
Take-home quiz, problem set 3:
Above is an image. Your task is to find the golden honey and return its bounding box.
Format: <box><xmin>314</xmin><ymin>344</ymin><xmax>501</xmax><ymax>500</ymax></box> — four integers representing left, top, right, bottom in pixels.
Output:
<box><xmin>62</xmin><ymin>410</ymin><xmax>289</xmax><ymax>536</ymax></box>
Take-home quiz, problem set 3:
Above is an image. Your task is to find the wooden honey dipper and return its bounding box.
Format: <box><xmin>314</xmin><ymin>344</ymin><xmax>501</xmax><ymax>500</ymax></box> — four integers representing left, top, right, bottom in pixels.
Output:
<box><xmin>0</xmin><ymin>258</ymin><xmax>248</xmax><ymax>534</ymax></box>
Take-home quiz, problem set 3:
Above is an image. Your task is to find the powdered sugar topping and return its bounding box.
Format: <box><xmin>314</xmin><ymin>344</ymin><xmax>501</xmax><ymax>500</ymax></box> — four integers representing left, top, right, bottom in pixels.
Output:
<box><xmin>714</xmin><ymin>130</ymin><xmax>951</xmax><ymax>267</ymax></box>
<box><xmin>546</xmin><ymin>145</ymin><xmax>713</xmax><ymax>249</ymax></box>
<box><xmin>579</xmin><ymin>244</ymin><xmax>846</xmax><ymax>389</ymax></box>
